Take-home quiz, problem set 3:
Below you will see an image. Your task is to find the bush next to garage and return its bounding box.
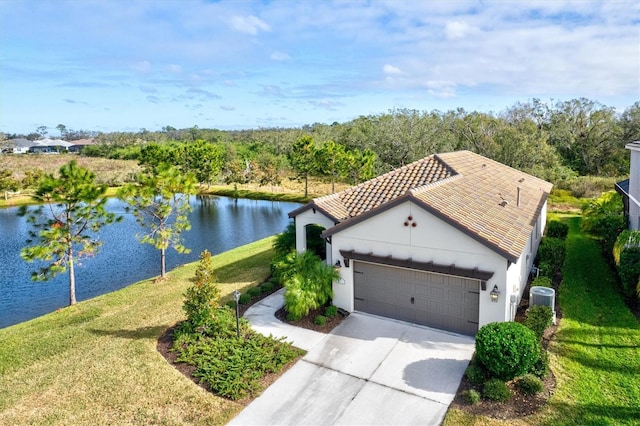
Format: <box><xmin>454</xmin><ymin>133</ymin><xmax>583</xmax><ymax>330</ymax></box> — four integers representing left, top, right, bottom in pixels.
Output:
<box><xmin>273</xmin><ymin>250</ymin><xmax>339</xmax><ymax>320</ymax></box>
<box><xmin>524</xmin><ymin>305</ymin><xmax>553</xmax><ymax>341</ymax></box>
<box><xmin>475</xmin><ymin>322</ymin><xmax>540</xmax><ymax>381</ymax></box>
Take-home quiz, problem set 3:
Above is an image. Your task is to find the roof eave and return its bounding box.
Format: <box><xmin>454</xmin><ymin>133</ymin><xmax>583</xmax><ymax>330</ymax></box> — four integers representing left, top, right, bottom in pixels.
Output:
<box><xmin>288</xmin><ymin>201</ymin><xmax>342</xmax><ymax>223</ymax></box>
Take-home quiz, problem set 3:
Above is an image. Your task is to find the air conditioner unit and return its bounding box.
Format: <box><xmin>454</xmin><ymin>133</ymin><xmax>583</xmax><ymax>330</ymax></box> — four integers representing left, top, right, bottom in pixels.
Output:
<box><xmin>530</xmin><ymin>286</ymin><xmax>555</xmax><ymax>310</ymax></box>
<box><xmin>530</xmin><ymin>286</ymin><xmax>556</xmax><ymax>324</ymax></box>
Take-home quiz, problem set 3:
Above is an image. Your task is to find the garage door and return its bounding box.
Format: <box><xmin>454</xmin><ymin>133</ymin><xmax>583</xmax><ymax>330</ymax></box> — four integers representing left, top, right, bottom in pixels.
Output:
<box><xmin>353</xmin><ymin>261</ymin><xmax>479</xmax><ymax>335</ymax></box>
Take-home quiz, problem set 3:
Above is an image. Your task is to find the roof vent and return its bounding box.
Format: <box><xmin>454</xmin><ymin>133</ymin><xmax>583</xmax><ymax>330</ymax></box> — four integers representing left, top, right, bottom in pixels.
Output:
<box><xmin>517</xmin><ymin>186</ymin><xmax>521</xmax><ymax>207</ymax></box>
<box><xmin>499</xmin><ymin>199</ymin><xmax>509</xmax><ymax>207</ymax></box>
<box><xmin>530</xmin><ymin>286</ymin><xmax>555</xmax><ymax>313</ymax></box>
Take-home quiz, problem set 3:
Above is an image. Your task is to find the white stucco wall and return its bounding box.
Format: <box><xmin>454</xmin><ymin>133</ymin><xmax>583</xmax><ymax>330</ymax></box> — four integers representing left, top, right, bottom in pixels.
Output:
<box><xmin>627</xmin><ymin>142</ymin><xmax>640</xmax><ymax>230</ymax></box>
<box><xmin>329</xmin><ymin>201</ymin><xmax>510</xmax><ymax>329</ymax></box>
<box><xmin>293</xmin><ymin>208</ymin><xmax>336</xmax><ymax>264</ymax></box>
<box><xmin>293</xmin><ymin>199</ymin><xmax>549</xmax><ymax>331</ymax></box>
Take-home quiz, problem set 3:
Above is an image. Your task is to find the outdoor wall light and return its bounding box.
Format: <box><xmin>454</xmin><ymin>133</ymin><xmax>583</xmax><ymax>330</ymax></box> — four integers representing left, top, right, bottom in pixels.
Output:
<box><xmin>233</xmin><ymin>289</ymin><xmax>241</xmax><ymax>337</ymax></box>
<box><xmin>490</xmin><ymin>285</ymin><xmax>500</xmax><ymax>303</ymax></box>
<box><xmin>334</xmin><ymin>260</ymin><xmax>342</xmax><ymax>269</ymax></box>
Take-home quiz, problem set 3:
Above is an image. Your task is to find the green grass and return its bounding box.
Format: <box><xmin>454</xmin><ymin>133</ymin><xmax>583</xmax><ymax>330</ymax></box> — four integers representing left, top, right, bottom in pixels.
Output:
<box><xmin>542</xmin><ymin>216</ymin><xmax>640</xmax><ymax>425</ymax></box>
<box><xmin>444</xmin><ymin>215</ymin><xmax>640</xmax><ymax>426</ymax></box>
<box><xmin>547</xmin><ymin>189</ymin><xmax>584</xmax><ymax>212</ymax></box>
<box><xmin>0</xmin><ymin>236</ymin><xmax>276</xmax><ymax>425</ymax></box>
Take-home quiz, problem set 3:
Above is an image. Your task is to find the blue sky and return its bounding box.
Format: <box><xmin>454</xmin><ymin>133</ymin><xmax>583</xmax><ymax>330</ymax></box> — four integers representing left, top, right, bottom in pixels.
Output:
<box><xmin>1</xmin><ymin>0</ymin><xmax>638</xmax><ymax>135</ymax></box>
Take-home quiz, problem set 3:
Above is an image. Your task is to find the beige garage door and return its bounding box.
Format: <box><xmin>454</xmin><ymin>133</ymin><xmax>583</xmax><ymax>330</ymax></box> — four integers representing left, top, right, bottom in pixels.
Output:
<box><xmin>353</xmin><ymin>261</ymin><xmax>480</xmax><ymax>335</ymax></box>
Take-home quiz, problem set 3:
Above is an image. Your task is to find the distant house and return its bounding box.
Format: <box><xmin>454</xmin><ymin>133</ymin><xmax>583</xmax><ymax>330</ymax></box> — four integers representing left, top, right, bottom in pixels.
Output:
<box><xmin>27</xmin><ymin>138</ymin><xmax>72</xmax><ymax>154</ymax></box>
<box><xmin>67</xmin><ymin>138</ymin><xmax>96</xmax><ymax>153</ymax></box>
<box><xmin>615</xmin><ymin>141</ymin><xmax>640</xmax><ymax>230</ymax></box>
<box><xmin>5</xmin><ymin>138</ymin><xmax>32</xmax><ymax>154</ymax></box>
<box><xmin>289</xmin><ymin>150</ymin><xmax>552</xmax><ymax>336</ymax></box>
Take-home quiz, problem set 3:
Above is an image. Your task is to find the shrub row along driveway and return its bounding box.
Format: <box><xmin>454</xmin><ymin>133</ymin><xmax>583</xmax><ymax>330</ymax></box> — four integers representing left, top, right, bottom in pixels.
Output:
<box><xmin>233</xmin><ymin>291</ymin><xmax>475</xmax><ymax>425</ymax></box>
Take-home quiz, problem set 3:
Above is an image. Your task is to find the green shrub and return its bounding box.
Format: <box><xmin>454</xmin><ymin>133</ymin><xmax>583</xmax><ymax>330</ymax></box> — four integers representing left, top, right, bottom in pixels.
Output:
<box><xmin>313</xmin><ymin>315</ymin><xmax>327</xmax><ymax>325</ymax></box>
<box><xmin>247</xmin><ymin>287</ymin><xmax>262</xmax><ymax>297</ymax></box>
<box><xmin>324</xmin><ymin>305</ymin><xmax>338</xmax><ymax>317</ymax></box>
<box><xmin>531</xmin><ymin>276</ymin><xmax>553</xmax><ymax>288</ymax></box>
<box><xmin>182</xmin><ymin>250</ymin><xmax>221</xmax><ymax>330</ymax></box>
<box><xmin>537</xmin><ymin>261</ymin><xmax>554</xmax><ymax>278</ymax></box>
<box><xmin>226</xmin><ymin>300</ymin><xmax>236</xmax><ymax>309</ymax></box>
<box><xmin>238</xmin><ymin>293</ymin><xmax>252</xmax><ymax>305</ymax></box>
<box><xmin>273</xmin><ymin>222</ymin><xmax>296</xmax><ymax>260</ymax></box>
<box><xmin>530</xmin><ymin>346</ymin><xmax>549</xmax><ymax>378</ymax></box>
<box><xmin>465</xmin><ymin>363</ymin><xmax>487</xmax><ymax>386</ymax></box>
<box><xmin>524</xmin><ymin>305</ymin><xmax>553</xmax><ymax>340</ymax></box>
<box><xmin>172</xmin><ymin>307</ymin><xmax>305</xmax><ymax>400</ymax></box>
<box><xmin>260</xmin><ymin>281</ymin><xmax>274</xmax><ymax>293</ymax></box>
<box><xmin>546</xmin><ymin>221</ymin><xmax>569</xmax><ymax>239</ymax></box>
<box><xmin>483</xmin><ymin>378</ymin><xmax>511</xmax><ymax>402</ymax></box>
<box><xmin>516</xmin><ymin>374</ymin><xmax>544</xmax><ymax>395</ymax></box>
<box><xmin>461</xmin><ymin>389</ymin><xmax>481</xmax><ymax>405</ymax></box>
<box><xmin>475</xmin><ymin>322</ymin><xmax>540</xmax><ymax>380</ymax></box>
<box><xmin>286</xmin><ymin>311</ymin><xmax>301</xmax><ymax>321</ymax></box>
<box><xmin>275</xmin><ymin>250</ymin><xmax>339</xmax><ymax>319</ymax></box>
<box><xmin>618</xmin><ymin>248</ymin><xmax>640</xmax><ymax>299</ymax></box>
<box><xmin>537</xmin><ymin>237</ymin><xmax>565</xmax><ymax>276</ymax></box>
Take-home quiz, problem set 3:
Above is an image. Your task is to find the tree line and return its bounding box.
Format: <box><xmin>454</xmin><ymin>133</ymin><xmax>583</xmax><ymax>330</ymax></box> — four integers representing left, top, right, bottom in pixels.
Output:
<box><xmin>3</xmin><ymin>98</ymin><xmax>639</xmax><ymax>196</ymax></box>
<box><xmin>77</xmin><ymin>98</ymin><xmax>639</xmax><ymax>184</ymax></box>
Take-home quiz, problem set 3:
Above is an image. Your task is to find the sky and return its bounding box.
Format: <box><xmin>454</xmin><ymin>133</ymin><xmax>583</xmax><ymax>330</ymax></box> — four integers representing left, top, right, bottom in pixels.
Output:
<box><xmin>0</xmin><ymin>0</ymin><xmax>638</xmax><ymax>135</ymax></box>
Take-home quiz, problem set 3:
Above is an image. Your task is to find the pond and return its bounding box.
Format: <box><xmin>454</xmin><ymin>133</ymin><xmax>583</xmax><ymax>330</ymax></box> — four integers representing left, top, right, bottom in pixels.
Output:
<box><xmin>0</xmin><ymin>196</ymin><xmax>300</xmax><ymax>328</ymax></box>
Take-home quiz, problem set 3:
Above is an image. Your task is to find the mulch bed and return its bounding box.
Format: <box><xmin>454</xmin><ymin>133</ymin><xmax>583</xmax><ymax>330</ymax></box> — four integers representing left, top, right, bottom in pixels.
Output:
<box><xmin>156</xmin><ymin>285</ymin><xmax>348</xmax><ymax>405</ymax></box>
<box><xmin>450</xmin><ymin>279</ymin><xmax>561</xmax><ymax>419</ymax></box>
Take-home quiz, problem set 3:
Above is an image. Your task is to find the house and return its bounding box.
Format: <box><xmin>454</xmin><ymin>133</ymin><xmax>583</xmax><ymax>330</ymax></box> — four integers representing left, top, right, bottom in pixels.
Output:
<box><xmin>288</xmin><ymin>150</ymin><xmax>553</xmax><ymax>336</ymax></box>
<box><xmin>67</xmin><ymin>138</ymin><xmax>96</xmax><ymax>153</ymax></box>
<box><xmin>615</xmin><ymin>141</ymin><xmax>640</xmax><ymax>230</ymax></box>
<box><xmin>5</xmin><ymin>138</ymin><xmax>32</xmax><ymax>154</ymax></box>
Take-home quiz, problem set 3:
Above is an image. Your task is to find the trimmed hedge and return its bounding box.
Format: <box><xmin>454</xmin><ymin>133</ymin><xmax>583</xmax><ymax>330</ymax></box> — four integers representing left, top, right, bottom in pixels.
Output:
<box><xmin>524</xmin><ymin>305</ymin><xmax>553</xmax><ymax>340</ymax></box>
<box><xmin>546</xmin><ymin>220</ymin><xmax>569</xmax><ymax>239</ymax></box>
<box><xmin>475</xmin><ymin>322</ymin><xmax>540</xmax><ymax>380</ymax></box>
<box><xmin>531</xmin><ymin>276</ymin><xmax>553</xmax><ymax>288</ymax></box>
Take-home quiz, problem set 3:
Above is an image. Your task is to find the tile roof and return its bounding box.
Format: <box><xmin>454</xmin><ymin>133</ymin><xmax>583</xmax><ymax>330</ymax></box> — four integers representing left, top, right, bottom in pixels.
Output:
<box><xmin>290</xmin><ymin>150</ymin><xmax>553</xmax><ymax>262</ymax></box>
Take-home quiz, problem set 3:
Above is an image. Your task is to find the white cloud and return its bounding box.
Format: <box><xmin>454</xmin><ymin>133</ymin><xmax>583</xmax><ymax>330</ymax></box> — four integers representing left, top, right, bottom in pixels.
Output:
<box><xmin>220</xmin><ymin>105</ymin><xmax>236</xmax><ymax>111</ymax></box>
<box><xmin>445</xmin><ymin>20</ymin><xmax>476</xmax><ymax>40</ymax></box>
<box><xmin>231</xmin><ymin>15</ymin><xmax>271</xmax><ymax>35</ymax></box>
<box><xmin>425</xmin><ymin>80</ymin><xmax>457</xmax><ymax>99</ymax></box>
<box><xmin>383</xmin><ymin>64</ymin><xmax>403</xmax><ymax>75</ymax></box>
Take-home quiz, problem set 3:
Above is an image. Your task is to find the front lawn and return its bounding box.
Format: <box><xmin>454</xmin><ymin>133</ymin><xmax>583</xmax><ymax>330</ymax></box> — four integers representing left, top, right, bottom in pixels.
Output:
<box><xmin>0</xmin><ymin>236</ymin><xmax>276</xmax><ymax>425</ymax></box>
<box><xmin>444</xmin><ymin>215</ymin><xmax>640</xmax><ymax>425</ymax></box>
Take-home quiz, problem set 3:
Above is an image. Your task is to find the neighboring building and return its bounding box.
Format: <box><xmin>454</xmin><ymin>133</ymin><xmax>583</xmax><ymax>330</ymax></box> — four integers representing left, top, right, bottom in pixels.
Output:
<box><xmin>67</xmin><ymin>138</ymin><xmax>96</xmax><ymax>153</ymax></box>
<box><xmin>615</xmin><ymin>141</ymin><xmax>640</xmax><ymax>231</ymax></box>
<box><xmin>289</xmin><ymin>150</ymin><xmax>553</xmax><ymax>336</ymax></box>
<box><xmin>6</xmin><ymin>138</ymin><xmax>73</xmax><ymax>154</ymax></box>
<box><xmin>5</xmin><ymin>138</ymin><xmax>31</xmax><ymax>154</ymax></box>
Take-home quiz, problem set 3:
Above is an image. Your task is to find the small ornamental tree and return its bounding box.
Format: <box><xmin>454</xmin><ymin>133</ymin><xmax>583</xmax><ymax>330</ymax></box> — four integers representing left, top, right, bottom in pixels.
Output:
<box><xmin>118</xmin><ymin>163</ymin><xmax>197</xmax><ymax>278</ymax></box>
<box><xmin>183</xmin><ymin>250</ymin><xmax>221</xmax><ymax>330</ymax></box>
<box><xmin>475</xmin><ymin>322</ymin><xmax>540</xmax><ymax>381</ymax></box>
<box><xmin>20</xmin><ymin>161</ymin><xmax>120</xmax><ymax>305</ymax></box>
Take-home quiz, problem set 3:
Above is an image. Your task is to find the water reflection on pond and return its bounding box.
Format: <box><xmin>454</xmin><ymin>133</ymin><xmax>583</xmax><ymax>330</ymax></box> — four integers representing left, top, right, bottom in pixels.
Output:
<box><xmin>0</xmin><ymin>195</ymin><xmax>300</xmax><ymax>328</ymax></box>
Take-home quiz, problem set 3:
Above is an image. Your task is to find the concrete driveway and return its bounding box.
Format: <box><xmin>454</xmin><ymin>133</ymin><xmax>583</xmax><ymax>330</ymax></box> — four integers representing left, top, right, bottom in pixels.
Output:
<box><xmin>230</xmin><ymin>291</ymin><xmax>475</xmax><ymax>426</ymax></box>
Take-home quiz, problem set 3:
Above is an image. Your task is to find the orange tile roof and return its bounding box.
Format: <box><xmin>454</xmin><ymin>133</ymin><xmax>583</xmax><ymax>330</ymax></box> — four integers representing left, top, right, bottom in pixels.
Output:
<box><xmin>290</xmin><ymin>150</ymin><xmax>553</xmax><ymax>262</ymax></box>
